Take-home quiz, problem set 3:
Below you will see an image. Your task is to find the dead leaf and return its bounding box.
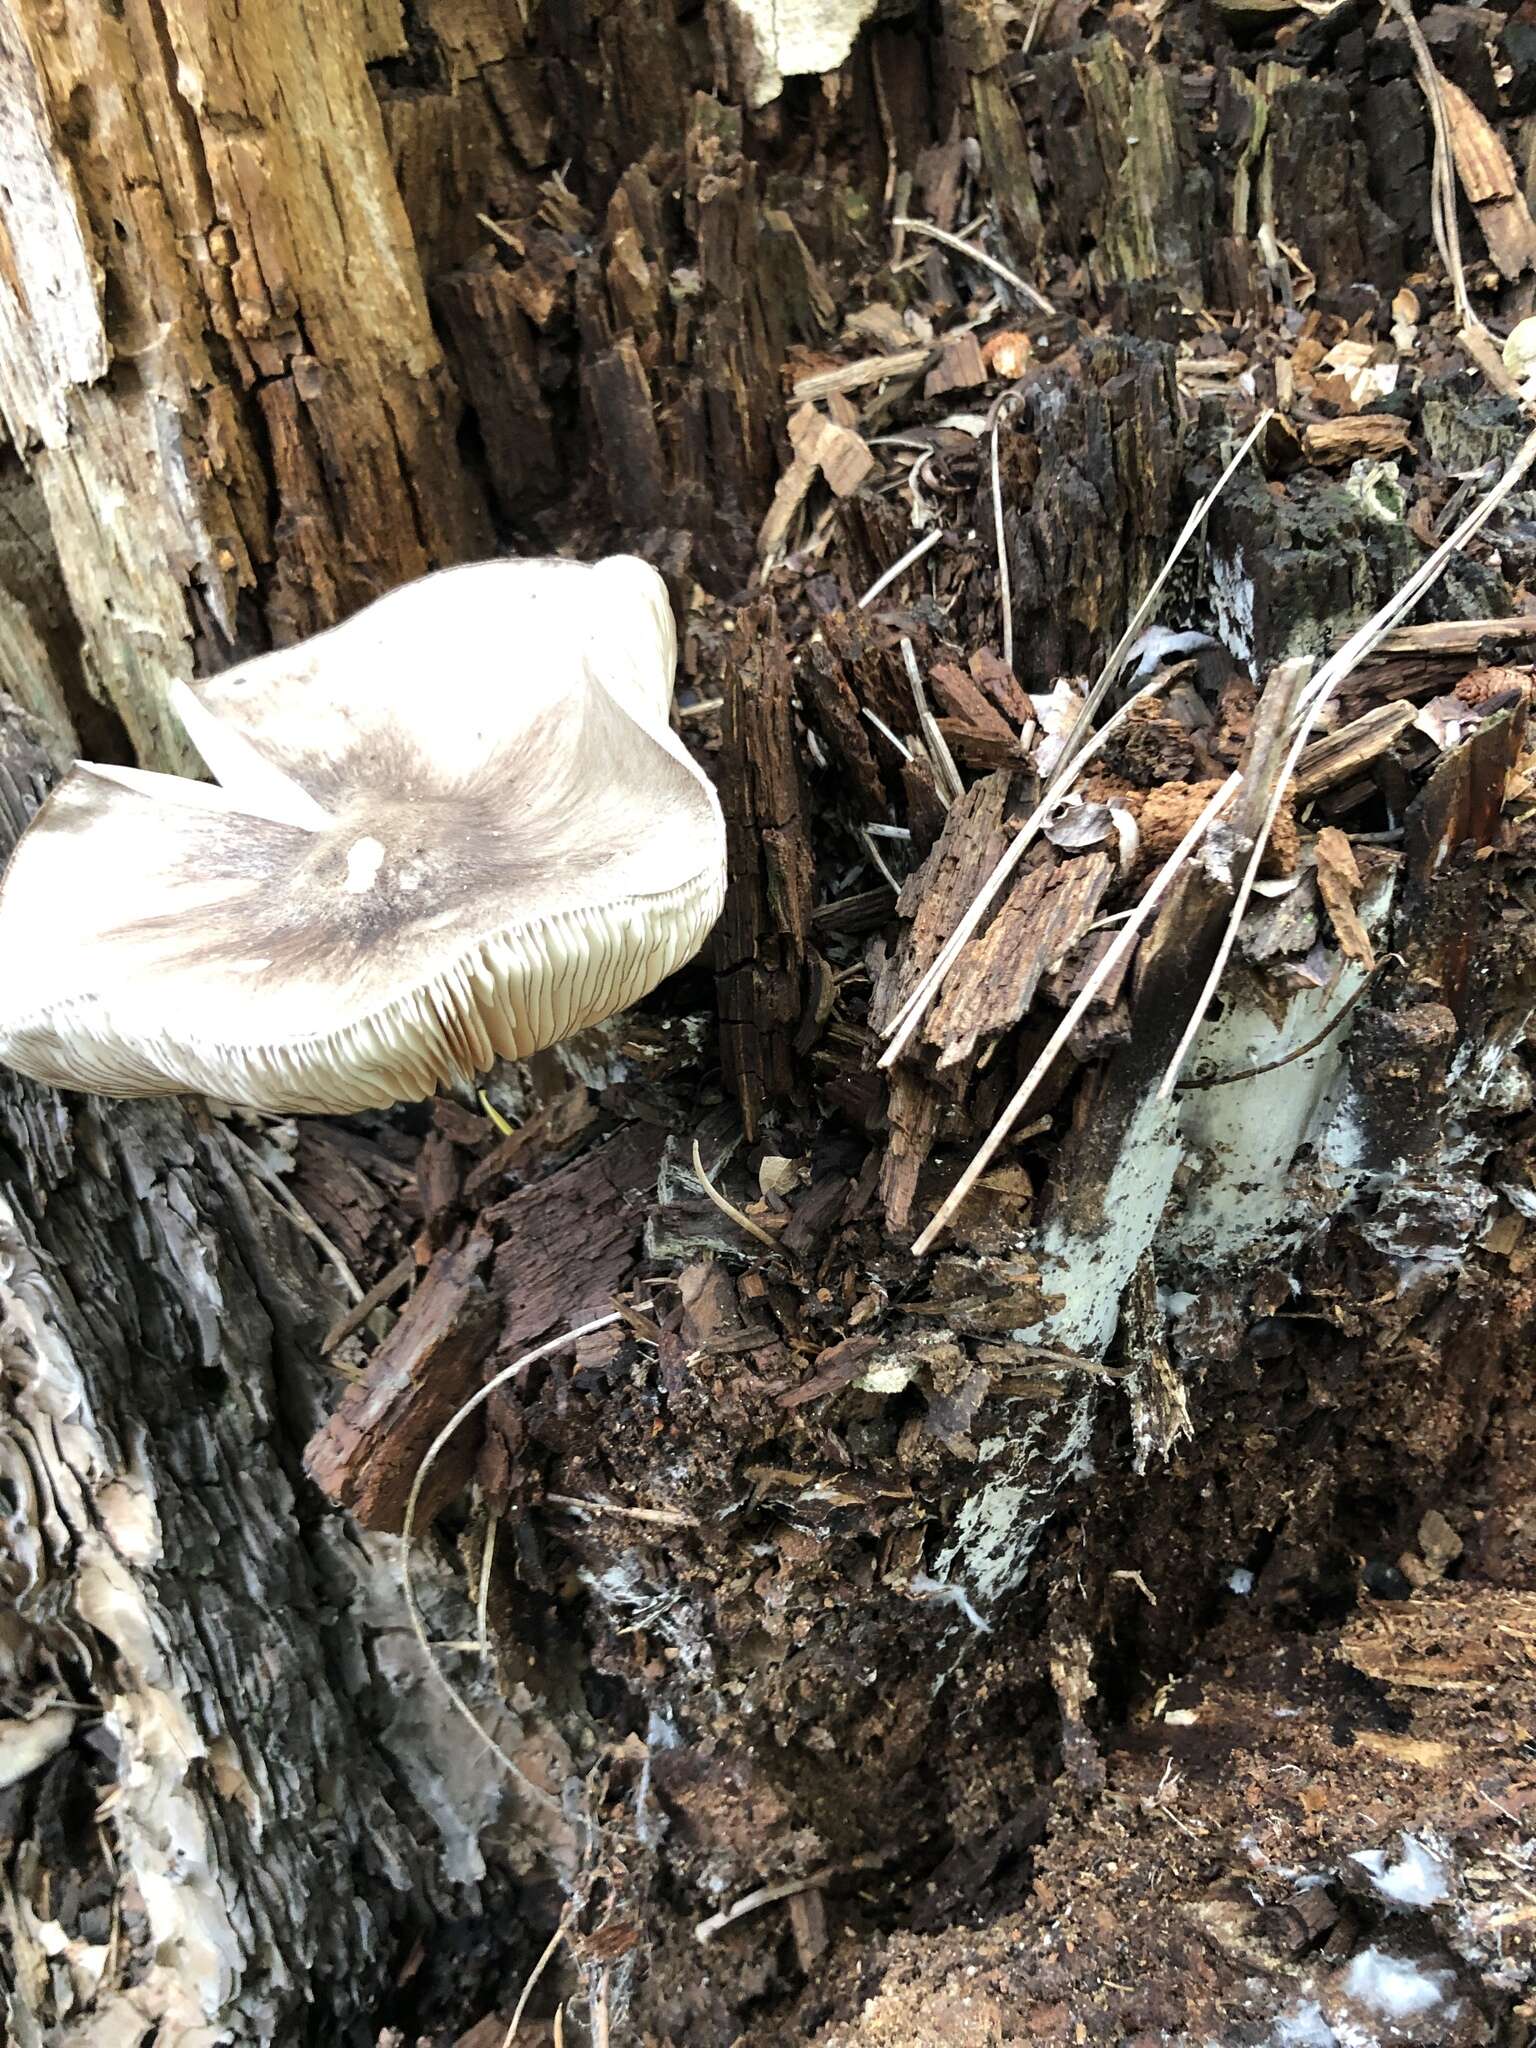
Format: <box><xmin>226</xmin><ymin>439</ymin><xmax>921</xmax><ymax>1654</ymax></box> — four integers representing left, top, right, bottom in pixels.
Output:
<box><xmin>1313</xmin><ymin>826</ymin><xmax>1375</xmax><ymax>970</ymax></box>
<box><xmin>1043</xmin><ymin>800</ymin><xmax>1114</xmax><ymax>850</ymax></box>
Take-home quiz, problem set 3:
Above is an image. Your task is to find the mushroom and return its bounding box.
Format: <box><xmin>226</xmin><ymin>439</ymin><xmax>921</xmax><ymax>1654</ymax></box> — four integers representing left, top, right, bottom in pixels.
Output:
<box><xmin>0</xmin><ymin>556</ymin><xmax>726</xmax><ymax>1115</ymax></box>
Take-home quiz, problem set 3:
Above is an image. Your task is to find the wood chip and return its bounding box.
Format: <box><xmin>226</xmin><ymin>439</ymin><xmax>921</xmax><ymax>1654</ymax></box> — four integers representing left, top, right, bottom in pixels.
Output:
<box><xmin>791</xmin><ymin>347</ymin><xmax>933</xmax><ymax>401</ymax></box>
<box><xmin>1371</xmin><ymin>614</ymin><xmax>1536</xmax><ymax>656</ymax></box>
<box><xmin>757</xmin><ymin>452</ymin><xmax>817</xmax><ymax>558</ymax></box>
<box><xmin>1302</xmin><ymin>414</ymin><xmax>1412</xmax><ymax>466</ymax></box>
<box><xmin>928</xmin><ymin>660</ymin><xmax>1018</xmax><ymax>742</ymax></box>
<box><xmin>1313</xmin><ymin>825</ymin><xmax>1375</xmax><ymax>969</ymax></box>
<box><xmin>1292</xmin><ymin>700</ymin><xmax>1417</xmax><ymax>798</ymax></box>
<box><xmin>924</xmin><ymin>332</ymin><xmax>987</xmax><ymax>397</ymax></box>
<box><xmin>928</xmin><ymin>850</ymin><xmax>1115</xmax><ymax>1069</ymax></box>
<box><xmin>788</xmin><ymin>402</ymin><xmax>877</xmax><ymax>497</ymax></box>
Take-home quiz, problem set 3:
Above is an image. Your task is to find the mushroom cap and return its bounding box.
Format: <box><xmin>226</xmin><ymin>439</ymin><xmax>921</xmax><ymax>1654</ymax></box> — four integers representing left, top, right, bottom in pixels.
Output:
<box><xmin>0</xmin><ymin>557</ymin><xmax>726</xmax><ymax>1114</ymax></box>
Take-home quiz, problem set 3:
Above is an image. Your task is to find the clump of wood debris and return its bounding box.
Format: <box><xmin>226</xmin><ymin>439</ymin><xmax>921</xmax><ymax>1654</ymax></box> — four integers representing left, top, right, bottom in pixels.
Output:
<box><xmin>292</xmin><ymin>15</ymin><xmax>1536</xmax><ymax>2045</ymax></box>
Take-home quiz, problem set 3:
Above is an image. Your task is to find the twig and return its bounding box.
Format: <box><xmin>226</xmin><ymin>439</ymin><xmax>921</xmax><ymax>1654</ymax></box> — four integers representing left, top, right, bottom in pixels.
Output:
<box><xmin>401</xmin><ymin>1314</ymin><xmax>628</xmax><ymax>1812</ymax></box>
<box><xmin>990</xmin><ymin>391</ymin><xmax>1025</xmax><ymax>674</ymax></box>
<box><xmin>910</xmin><ymin>776</ymin><xmax>1239</xmax><ymax>1255</ymax></box>
<box><xmin>502</xmin><ymin>1902</ymin><xmax>579</xmax><ymax>2046</ymax></box>
<box><xmin>322</xmin><ymin>1251</ymin><xmax>416</xmax><ymax>1354</ymax></box>
<box><xmin>901</xmin><ymin>638</ymin><xmax>965</xmax><ymax>803</ymax></box>
<box><xmin>695</xmin><ymin>1850</ymin><xmax>895</xmax><ymax>1943</ymax></box>
<box><xmin>1157</xmin><ymin>420</ymin><xmax>1536</xmax><ymax>1100</ymax></box>
<box><xmin>879</xmin><ymin>410</ymin><xmax>1270</xmax><ymax>1068</ymax></box>
<box><xmin>478</xmin><ymin>211</ymin><xmax>520</xmax><ymax>253</ymax></box>
<box><xmin>690</xmin><ymin>1138</ymin><xmax>782</xmax><ymax>1254</ymax></box>
<box><xmin>544</xmin><ymin>1492</ymin><xmax>700</xmax><ymax>1528</ymax></box>
<box><xmin>892</xmin><ymin>215</ymin><xmax>1055</xmax><ymax>317</ymax></box>
<box><xmin>857</xmin><ymin>526</ymin><xmax>945</xmax><ymax>610</ymax></box>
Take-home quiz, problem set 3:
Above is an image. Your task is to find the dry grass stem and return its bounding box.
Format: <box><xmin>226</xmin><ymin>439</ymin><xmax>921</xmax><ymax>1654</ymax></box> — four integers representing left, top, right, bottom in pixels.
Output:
<box><xmin>690</xmin><ymin>1137</ymin><xmax>782</xmax><ymax>1253</ymax></box>
<box><xmin>902</xmin><ymin>638</ymin><xmax>966</xmax><ymax>802</ymax></box>
<box><xmin>892</xmin><ymin>215</ymin><xmax>1056</xmax><ymax>317</ymax></box>
<box><xmin>400</xmin><ymin>1313</ymin><xmax>626</xmax><ymax>1812</ymax></box>
<box><xmin>910</xmin><ymin>776</ymin><xmax>1239</xmax><ymax>1255</ymax></box>
<box><xmin>862</xmin><ymin>706</ymin><xmax>914</xmax><ymax>762</ymax></box>
<box><xmin>858</xmin><ymin>527</ymin><xmax>944</xmax><ymax>609</ymax></box>
<box><xmin>475</xmin><ymin>1512</ymin><xmax>498</xmax><ymax>1660</ymax></box>
<box><xmin>228</xmin><ymin>1129</ymin><xmax>364</xmax><ymax>1303</ymax></box>
<box><xmin>502</xmin><ymin>1902</ymin><xmax>579</xmax><ymax>2046</ymax></box>
<box><xmin>990</xmin><ymin>391</ymin><xmax>1025</xmax><ymax>673</ymax></box>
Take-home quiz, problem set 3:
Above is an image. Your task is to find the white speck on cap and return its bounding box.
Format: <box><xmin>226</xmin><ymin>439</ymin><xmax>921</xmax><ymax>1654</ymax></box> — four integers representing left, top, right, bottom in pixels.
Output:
<box><xmin>343</xmin><ymin>837</ymin><xmax>387</xmax><ymax>894</ymax></box>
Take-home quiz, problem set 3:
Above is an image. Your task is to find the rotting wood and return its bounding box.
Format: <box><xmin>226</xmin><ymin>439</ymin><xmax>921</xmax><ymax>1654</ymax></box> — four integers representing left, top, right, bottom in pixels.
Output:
<box><xmin>306</xmin><ymin>1125</ymin><xmax>664</xmax><ymax>1532</ymax></box>
<box><xmin>0</xmin><ymin>1</ymin><xmax>489</xmax><ymax>766</ymax></box>
<box><xmin>1292</xmin><ymin>700</ymin><xmax>1417</xmax><ymax>798</ymax></box>
<box><xmin>305</xmin><ymin>1229</ymin><xmax>500</xmax><ymax>1533</ymax></box>
<box><xmin>714</xmin><ymin>603</ymin><xmax>814</xmax><ymax>1133</ymax></box>
<box><xmin>927</xmin><ymin>850</ymin><xmax>1115</xmax><ymax>1069</ymax></box>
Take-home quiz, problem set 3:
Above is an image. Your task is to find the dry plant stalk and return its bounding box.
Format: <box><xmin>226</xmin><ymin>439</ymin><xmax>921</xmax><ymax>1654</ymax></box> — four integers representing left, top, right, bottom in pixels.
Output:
<box><xmin>892</xmin><ymin>215</ymin><xmax>1056</xmax><ymax>316</ymax></box>
<box><xmin>1385</xmin><ymin>0</ymin><xmax>1526</xmax><ymax>403</ymax></box>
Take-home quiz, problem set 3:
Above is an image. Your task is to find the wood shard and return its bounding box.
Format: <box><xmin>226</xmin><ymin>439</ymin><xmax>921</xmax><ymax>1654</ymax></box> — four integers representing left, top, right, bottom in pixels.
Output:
<box><xmin>1292</xmin><ymin>700</ymin><xmax>1416</xmax><ymax>798</ymax></box>
<box><xmin>304</xmin><ymin>1230</ymin><xmax>499</xmax><ymax>1534</ymax></box>
<box><xmin>928</xmin><ymin>850</ymin><xmax>1115</xmax><ymax>1068</ymax></box>
<box><xmin>924</xmin><ymin>333</ymin><xmax>988</xmax><ymax>397</ymax></box>
<box><xmin>1313</xmin><ymin>825</ymin><xmax>1375</xmax><ymax>969</ymax></box>
<box><xmin>869</xmin><ymin>773</ymin><xmax>1014</xmax><ymax>1037</ymax></box>
<box><xmin>1441</xmin><ymin>76</ymin><xmax>1536</xmax><ymax>278</ymax></box>
<box><xmin>788</xmin><ymin>403</ymin><xmax>877</xmax><ymax>497</ymax></box>
<box><xmin>929</xmin><ymin>660</ymin><xmax>1020</xmax><ymax>743</ymax></box>
<box><xmin>1302</xmin><ymin>415</ymin><xmax>1412</xmax><ymax>466</ymax></box>
<box><xmin>756</xmin><ymin>453</ymin><xmax>817</xmax><ymax>559</ymax></box>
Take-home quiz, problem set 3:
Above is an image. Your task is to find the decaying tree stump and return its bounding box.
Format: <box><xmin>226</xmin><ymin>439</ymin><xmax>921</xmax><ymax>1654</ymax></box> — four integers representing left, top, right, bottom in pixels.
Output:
<box><xmin>5</xmin><ymin>0</ymin><xmax>1536</xmax><ymax>2043</ymax></box>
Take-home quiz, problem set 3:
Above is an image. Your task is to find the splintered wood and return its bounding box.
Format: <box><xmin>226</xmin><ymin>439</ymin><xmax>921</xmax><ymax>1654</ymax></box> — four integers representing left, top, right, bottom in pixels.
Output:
<box><xmin>927</xmin><ymin>851</ymin><xmax>1114</xmax><ymax>1068</ymax></box>
<box><xmin>715</xmin><ymin>606</ymin><xmax>814</xmax><ymax>1133</ymax></box>
<box><xmin>306</xmin><ymin>1125</ymin><xmax>663</xmax><ymax>1531</ymax></box>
